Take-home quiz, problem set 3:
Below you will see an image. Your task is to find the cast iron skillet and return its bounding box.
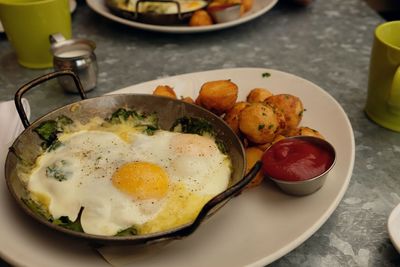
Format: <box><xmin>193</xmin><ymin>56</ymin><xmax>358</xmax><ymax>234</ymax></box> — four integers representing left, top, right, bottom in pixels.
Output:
<box><xmin>105</xmin><ymin>0</ymin><xmax>208</xmax><ymax>25</ymax></box>
<box><xmin>5</xmin><ymin>70</ymin><xmax>262</xmax><ymax>246</ymax></box>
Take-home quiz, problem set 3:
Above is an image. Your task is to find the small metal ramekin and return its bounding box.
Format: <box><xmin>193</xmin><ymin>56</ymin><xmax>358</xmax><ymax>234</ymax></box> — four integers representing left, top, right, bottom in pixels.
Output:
<box><xmin>265</xmin><ymin>136</ymin><xmax>336</xmax><ymax>196</ymax></box>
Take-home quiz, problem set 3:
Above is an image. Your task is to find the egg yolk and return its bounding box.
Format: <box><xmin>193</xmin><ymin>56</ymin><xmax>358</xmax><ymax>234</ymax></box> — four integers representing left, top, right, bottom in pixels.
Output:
<box><xmin>112</xmin><ymin>162</ymin><xmax>169</xmax><ymax>200</ymax></box>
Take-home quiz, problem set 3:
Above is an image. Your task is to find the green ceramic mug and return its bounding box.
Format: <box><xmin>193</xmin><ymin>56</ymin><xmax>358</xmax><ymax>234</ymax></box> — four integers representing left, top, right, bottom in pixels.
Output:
<box><xmin>0</xmin><ymin>0</ymin><xmax>72</xmax><ymax>69</ymax></box>
<box><xmin>365</xmin><ymin>21</ymin><xmax>400</xmax><ymax>132</ymax></box>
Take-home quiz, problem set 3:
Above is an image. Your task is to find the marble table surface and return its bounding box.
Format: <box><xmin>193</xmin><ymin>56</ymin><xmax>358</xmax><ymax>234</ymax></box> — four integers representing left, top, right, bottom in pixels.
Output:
<box><xmin>1</xmin><ymin>0</ymin><xmax>400</xmax><ymax>266</ymax></box>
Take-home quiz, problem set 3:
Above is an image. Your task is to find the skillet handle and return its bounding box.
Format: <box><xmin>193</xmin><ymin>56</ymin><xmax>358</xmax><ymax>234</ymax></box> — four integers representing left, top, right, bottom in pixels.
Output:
<box><xmin>171</xmin><ymin>160</ymin><xmax>263</xmax><ymax>239</ymax></box>
<box><xmin>14</xmin><ymin>70</ymin><xmax>87</xmax><ymax>129</ymax></box>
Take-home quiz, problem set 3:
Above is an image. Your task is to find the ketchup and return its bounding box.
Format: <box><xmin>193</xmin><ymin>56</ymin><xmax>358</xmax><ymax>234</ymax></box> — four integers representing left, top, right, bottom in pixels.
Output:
<box><xmin>261</xmin><ymin>138</ymin><xmax>334</xmax><ymax>182</ymax></box>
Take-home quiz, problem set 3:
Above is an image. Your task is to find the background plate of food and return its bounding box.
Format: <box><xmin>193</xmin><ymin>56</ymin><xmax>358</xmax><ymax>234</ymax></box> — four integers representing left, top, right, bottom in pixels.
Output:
<box><xmin>0</xmin><ymin>68</ymin><xmax>354</xmax><ymax>267</ymax></box>
<box><xmin>86</xmin><ymin>0</ymin><xmax>278</xmax><ymax>33</ymax></box>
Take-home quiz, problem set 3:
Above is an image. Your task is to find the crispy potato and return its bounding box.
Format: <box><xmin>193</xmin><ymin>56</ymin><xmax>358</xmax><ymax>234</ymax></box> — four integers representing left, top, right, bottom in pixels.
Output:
<box><xmin>239</xmin><ymin>103</ymin><xmax>279</xmax><ymax>144</ymax></box>
<box><xmin>246</xmin><ymin>88</ymin><xmax>273</xmax><ymax>103</ymax></box>
<box><xmin>195</xmin><ymin>96</ymin><xmax>202</xmax><ymax>106</ymax></box>
<box><xmin>264</xmin><ymin>94</ymin><xmax>304</xmax><ymax>134</ymax></box>
<box><xmin>240</xmin><ymin>0</ymin><xmax>253</xmax><ymax>15</ymax></box>
<box><xmin>181</xmin><ymin>96</ymin><xmax>195</xmax><ymax>104</ymax></box>
<box><xmin>223</xmin><ymin>101</ymin><xmax>250</xmax><ymax>134</ymax></box>
<box><xmin>242</xmin><ymin>137</ymin><xmax>250</xmax><ymax>148</ymax></box>
<box><xmin>298</xmin><ymin>126</ymin><xmax>324</xmax><ymax>139</ymax></box>
<box><xmin>198</xmin><ymin>80</ymin><xmax>239</xmax><ymax>115</ymax></box>
<box><xmin>273</xmin><ymin>107</ymin><xmax>287</xmax><ymax>134</ymax></box>
<box><xmin>189</xmin><ymin>10</ymin><xmax>213</xmax><ymax>27</ymax></box>
<box><xmin>256</xmin><ymin>142</ymin><xmax>271</xmax><ymax>151</ymax></box>
<box><xmin>245</xmin><ymin>147</ymin><xmax>264</xmax><ymax>188</ymax></box>
<box><xmin>153</xmin><ymin>85</ymin><xmax>177</xmax><ymax>99</ymax></box>
<box><xmin>287</xmin><ymin>126</ymin><xmax>324</xmax><ymax>139</ymax></box>
<box><xmin>256</xmin><ymin>134</ymin><xmax>286</xmax><ymax>151</ymax></box>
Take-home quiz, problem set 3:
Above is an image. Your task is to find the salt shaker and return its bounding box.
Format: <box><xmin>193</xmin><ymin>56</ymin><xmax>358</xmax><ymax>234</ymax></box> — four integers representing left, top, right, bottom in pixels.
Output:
<box><xmin>50</xmin><ymin>33</ymin><xmax>98</xmax><ymax>93</ymax></box>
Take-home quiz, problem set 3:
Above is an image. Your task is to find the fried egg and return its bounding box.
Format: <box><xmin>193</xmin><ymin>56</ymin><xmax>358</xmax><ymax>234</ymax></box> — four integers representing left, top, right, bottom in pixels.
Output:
<box><xmin>125</xmin><ymin>0</ymin><xmax>207</xmax><ymax>14</ymax></box>
<box><xmin>27</xmin><ymin>126</ymin><xmax>231</xmax><ymax>236</ymax></box>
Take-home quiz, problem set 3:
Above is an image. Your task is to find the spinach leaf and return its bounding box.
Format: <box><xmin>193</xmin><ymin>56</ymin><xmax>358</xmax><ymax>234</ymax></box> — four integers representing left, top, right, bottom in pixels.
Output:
<box><xmin>116</xmin><ymin>226</ymin><xmax>138</xmax><ymax>236</ymax></box>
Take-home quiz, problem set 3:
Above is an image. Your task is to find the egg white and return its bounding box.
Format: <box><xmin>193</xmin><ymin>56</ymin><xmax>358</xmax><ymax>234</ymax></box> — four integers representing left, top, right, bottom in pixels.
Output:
<box><xmin>27</xmin><ymin>126</ymin><xmax>231</xmax><ymax>236</ymax></box>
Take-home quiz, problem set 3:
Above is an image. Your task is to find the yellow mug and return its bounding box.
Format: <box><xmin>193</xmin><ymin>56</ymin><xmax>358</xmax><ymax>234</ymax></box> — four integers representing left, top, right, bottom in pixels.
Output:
<box><xmin>0</xmin><ymin>0</ymin><xmax>72</xmax><ymax>69</ymax></box>
<box><xmin>365</xmin><ymin>21</ymin><xmax>400</xmax><ymax>132</ymax></box>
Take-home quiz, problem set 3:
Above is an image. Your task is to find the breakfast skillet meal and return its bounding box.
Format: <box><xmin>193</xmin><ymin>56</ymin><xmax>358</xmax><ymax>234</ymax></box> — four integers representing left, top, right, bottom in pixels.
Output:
<box><xmin>105</xmin><ymin>0</ymin><xmax>254</xmax><ymax>26</ymax></box>
<box><xmin>13</xmin><ymin>76</ymin><xmax>331</xmax><ymax>238</ymax></box>
<box><xmin>18</xmin><ymin>109</ymin><xmax>232</xmax><ymax>237</ymax></box>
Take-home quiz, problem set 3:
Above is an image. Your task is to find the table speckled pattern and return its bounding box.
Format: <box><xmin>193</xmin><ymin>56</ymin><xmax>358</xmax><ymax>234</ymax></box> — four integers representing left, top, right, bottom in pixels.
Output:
<box><xmin>1</xmin><ymin>0</ymin><xmax>400</xmax><ymax>266</ymax></box>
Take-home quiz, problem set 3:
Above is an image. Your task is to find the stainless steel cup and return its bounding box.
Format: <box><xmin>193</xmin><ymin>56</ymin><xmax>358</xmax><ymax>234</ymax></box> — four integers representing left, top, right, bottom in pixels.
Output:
<box><xmin>50</xmin><ymin>33</ymin><xmax>98</xmax><ymax>93</ymax></box>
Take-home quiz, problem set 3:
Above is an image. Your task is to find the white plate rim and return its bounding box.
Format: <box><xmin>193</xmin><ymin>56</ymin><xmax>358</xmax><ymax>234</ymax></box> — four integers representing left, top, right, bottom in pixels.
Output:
<box><xmin>388</xmin><ymin>202</ymin><xmax>400</xmax><ymax>252</ymax></box>
<box><xmin>0</xmin><ymin>67</ymin><xmax>355</xmax><ymax>267</ymax></box>
<box><xmin>85</xmin><ymin>0</ymin><xmax>278</xmax><ymax>33</ymax></box>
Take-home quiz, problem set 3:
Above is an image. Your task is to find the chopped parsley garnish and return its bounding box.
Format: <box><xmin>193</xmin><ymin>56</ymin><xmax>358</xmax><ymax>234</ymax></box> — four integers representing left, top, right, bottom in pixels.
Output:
<box><xmin>46</xmin><ymin>160</ymin><xmax>71</xmax><ymax>182</ymax></box>
<box><xmin>262</xmin><ymin>72</ymin><xmax>271</xmax><ymax>78</ymax></box>
<box><xmin>116</xmin><ymin>226</ymin><xmax>138</xmax><ymax>236</ymax></box>
<box><xmin>258</xmin><ymin>124</ymin><xmax>265</xmax><ymax>130</ymax></box>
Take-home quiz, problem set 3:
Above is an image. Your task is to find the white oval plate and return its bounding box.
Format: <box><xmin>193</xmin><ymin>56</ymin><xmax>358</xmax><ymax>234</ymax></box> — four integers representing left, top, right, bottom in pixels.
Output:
<box><xmin>388</xmin><ymin>203</ymin><xmax>400</xmax><ymax>252</ymax></box>
<box><xmin>0</xmin><ymin>68</ymin><xmax>355</xmax><ymax>267</ymax></box>
<box><xmin>86</xmin><ymin>0</ymin><xmax>278</xmax><ymax>33</ymax></box>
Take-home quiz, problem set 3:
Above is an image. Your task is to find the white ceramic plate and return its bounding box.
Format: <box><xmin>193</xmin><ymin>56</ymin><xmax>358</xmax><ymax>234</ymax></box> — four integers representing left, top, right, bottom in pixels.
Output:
<box><xmin>0</xmin><ymin>68</ymin><xmax>355</xmax><ymax>267</ymax></box>
<box><xmin>86</xmin><ymin>0</ymin><xmax>278</xmax><ymax>33</ymax></box>
<box><xmin>0</xmin><ymin>0</ymin><xmax>77</xmax><ymax>33</ymax></box>
<box><xmin>388</xmin><ymin>203</ymin><xmax>400</xmax><ymax>252</ymax></box>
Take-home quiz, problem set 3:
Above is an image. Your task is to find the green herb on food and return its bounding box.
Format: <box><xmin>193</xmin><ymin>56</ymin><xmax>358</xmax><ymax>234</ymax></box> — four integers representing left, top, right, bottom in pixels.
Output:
<box><xmin>262</xmin><ymin>72</ymin><xmax>271</xmax><ymax>78</ymax></box>
<box><xmin>171</xmin><ymin>117</ymin><xmax>227</xmax><ymax>154</ymax></box>
<box><xmin>52</xmin><ymin>207</ymin><xmax>84</xmax><ymax>232</ymax></box>
<box><xmin>34</xmin><ymin>115</ymin><xmax>73</xmax><ymax>149</ymax></box>
<box><xmin>47</xmin><ymin>140</ymin><xmax>63</xmax><ymax>151</ymax></box>
<box><xmin>23</xmin><ymin>198</ymin><xmax>84</xmax><ymax>232</ymax></box>
<box><xmin>258</xmin><ymin>124</ymin><xmax>265</xmax><ymax>130</ymax></box>
<box><xmin>215</xmin><ymin>139</ymin><xmax>227</xmax><ymax>154</ymax></box>
<box><xmin>46</xmin><ymin>160</ymin><xmax>71</xmax><ymax>182</ymax></box>
<box><xmin>106</xmin><ymin>108</ymin><xmax>159</xmax><ymax>135</ymax></box>
<box><xmin>171</xmin><ymin>117</ymin><xmax>214</xmax><ymax>137</ymax></box>
<box><xmin>22</xmin><ymin>198</ymin><xmax>52</xmax><ymax>220</ymax></box>
<box><xmin>116</xmin><ymin>226</ymin><xmax>138</xmax><ymax>236</ymax></box>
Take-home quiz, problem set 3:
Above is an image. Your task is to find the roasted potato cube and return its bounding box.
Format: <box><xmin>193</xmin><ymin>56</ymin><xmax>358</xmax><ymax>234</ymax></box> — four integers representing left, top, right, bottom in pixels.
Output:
<box><xmin>153</xmin><ymin>85</ymin><xmax>177</xmax><ymax>99</ymax></box>
<box><xmin>264</xmin><ymin>94</ymin><xmax>304</xmax><ymax>134</ymax></box>
<box><xmin>245</xmin><ymin>147</ymin><xmax>264</xmax><ymax>188</ymax></box>
<box><xmin>240</xmin><ymin>0</ymin><xmax>254</xmax><ymax>14</ymax></box>
<box><xmin>239</xmin><ymin>103</ymin><xmax>279</xmax><ymax>144</ymax></box>
<box><xmin>246</xmin><ymin>88</ymin><xmax>273</xmax><ymax>103</ymax></box>
<box><xmin>198</xmin><ymin>80</ymin><xmax>239</xmax><ymax>115</ymax></box>
<box><xmin>189</xmin><ymin>10</ymin><xmax>213</xmax><ymax>27</ymax></box>
<box><xmin>256</xmin><ymin>134</ymin><xmax>285</xmax><ymax>151</ymax></box>
<box><xmin>289</xmin><ymin>126</ymin><xmax>324</xmax><ymax>139</ymax></box>
<box><xmin>223</xmin><ymin>101</ymin><xmax>250</xmax><ymax>134</ymax></box>
<box><xmin>181</xmin><ymin>96</ymin><xmax>195</xmax><ymax>104</ymax></box>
